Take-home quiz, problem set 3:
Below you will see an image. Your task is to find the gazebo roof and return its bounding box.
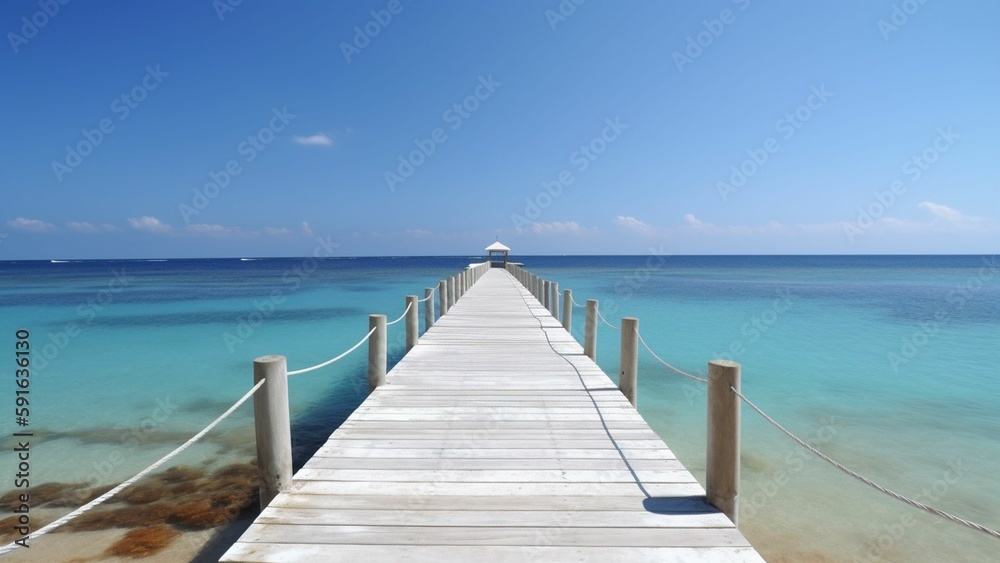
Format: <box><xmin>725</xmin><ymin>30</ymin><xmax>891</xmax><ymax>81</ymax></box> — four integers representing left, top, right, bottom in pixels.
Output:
<box><xmin>485</xmin><ymin>241</ymin><xmax>510</xmax><ymax>252</ymax></box>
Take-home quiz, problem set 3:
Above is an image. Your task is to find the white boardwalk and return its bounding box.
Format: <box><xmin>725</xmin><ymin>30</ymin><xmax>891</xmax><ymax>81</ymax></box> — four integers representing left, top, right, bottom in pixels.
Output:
<box><xmin>222</xmin><ymin>269</ymin><xmax>764</xmax><ymax>562</ymax></box>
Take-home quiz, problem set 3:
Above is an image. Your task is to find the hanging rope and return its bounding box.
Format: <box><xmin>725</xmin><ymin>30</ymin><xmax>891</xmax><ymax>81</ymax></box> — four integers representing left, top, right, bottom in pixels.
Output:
<box><xmin>596</xmin><ymin>308</ymin><xmax>620</xmax><ymax>330</ymax></box>
<box><xmin>288</xmin><ymin>326</ymin><xmax>377</xmax><ymax>376</ymax></box>
<box><xmin>734</xmin><ymin>386</ymin><xmax>1000</xmax><ymax>541</ymax></box>
<box><xmin>634</xmin><ymin>328</ymin><xmax>708</xmax><ymax>383</ymax></box>
<box><xmin>0</xmin><ymin>378</ymin><xmax>267</xmax><ymax>555</ymax></box>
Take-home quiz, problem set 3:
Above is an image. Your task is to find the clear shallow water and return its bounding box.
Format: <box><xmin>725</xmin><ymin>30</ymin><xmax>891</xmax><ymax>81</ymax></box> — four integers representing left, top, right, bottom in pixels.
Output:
<box><xmin>1</xmin><ymin>255</ymin><xmax>997</xmax><ymax>561</ymax></box>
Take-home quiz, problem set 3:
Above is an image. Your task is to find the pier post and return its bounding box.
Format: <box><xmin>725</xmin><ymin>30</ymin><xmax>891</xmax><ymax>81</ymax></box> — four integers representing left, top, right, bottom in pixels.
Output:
<box><xmin>562</xmin><ymin>289</ymin><xmax>572</xmax><ymax>332</ymax></box>
<box><xmin>424</xmin><ymin>288</ymin><xmax>434</xmax><ymax>331</ymax></box>
<box><xmin>543</xmin><ymin>280</ymin><xmax>550</xmax><ymax>309</ymax></box>
<box><xmin>405</xmin><ymin>295</ymin><xmax>418</xmax><ymax>351</ymax></box>
<box><xmin>550</xmin><ymin>281</ymin><xmax>559</xmax><ymax>318</ymax></box>
<box><xmin>253</xmin><ymin>355</ymin><xmax>292</xmax><ymax>509</ymax></box>
<box><xmin>619</xmin><ymin>318</ymin><xmax>638</xmax><ymax>407</ymax></box>
<box><xmin>584</xmin><ymin>299</ymin><xmax>598</xmax><ymax>361</ymax></box>
<box><xmin>450</xmin><ymin>275</ymin><xmax>457</xmax><ymax>307</ymax></box>
<box><xmin>368</xmin><ymin>314</ymin><xmax>387</xmax><ymax>393</ymax></box>
<box><xmin>439</xmin><ymin>280</ymin><xmax>448</xmax><ymax>316</ymax></box>
<box><xmin>707</xmin><ymin>360</ymin><xmax>741</xmax><ymax>525</ymax></box>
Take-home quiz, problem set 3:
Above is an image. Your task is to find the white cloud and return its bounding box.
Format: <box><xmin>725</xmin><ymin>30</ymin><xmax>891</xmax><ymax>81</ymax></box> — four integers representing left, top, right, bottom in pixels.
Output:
<box><xmin>7</xmin><ymin>217</ymin><xmax>56</xmax><ymax>232</ymax></box>
<box><xmin>918</xmin><ymin>201</ymin><xmax>970</xmax><ymax>222</ymax></box>
<box><xmin>263</xmin><ymin>227</ymin><xmax>291</xmax><ymax>236</ymax></box>
<box><xmin>301</xmin><ymin>222</ymin><xmax>315</xmax><ymax>237</ymax></box>
<box><xmin>187</xmin><ymin>223</ymin><xmax>242</xmax><ymax>236</ymax></box>
<box><xmin>67</xmin><ymin>221</ymin><xmax>117</xmax><ymax>233</ymax></box>
<box><xmin>293</xmin><ymin>133</ymin><xmax>333</xmax><ymax>146</ymax></box>
<box><xmin>613</xmin><ymin>215</ymin><xmax>655</xmax><ymax>234</ymax></box>
<box><xmin>683</xmin><ymin>214</ymin><xmax>711</xmax><ymax>229</ymax></box>
<box><xmin>405</xmin><ymin>228</ymin><xmax>432</xmax><ymax>238</ymax></box>
<box><xmin>128</xmin><ymin>216</ymin><xmax>172</xmax><ymax>233</ymax></box>
<box><xmin>531</xmin><ymin>221</ymin><xmax>583</xmax><ymax>234</ymax></box>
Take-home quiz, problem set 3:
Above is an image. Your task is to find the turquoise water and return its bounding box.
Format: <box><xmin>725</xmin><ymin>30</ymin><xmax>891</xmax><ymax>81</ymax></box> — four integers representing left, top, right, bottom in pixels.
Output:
<box><xmin>2</xmin><ymin>255</ymin><xmax>998</xmax><ymax>561</ymax></box>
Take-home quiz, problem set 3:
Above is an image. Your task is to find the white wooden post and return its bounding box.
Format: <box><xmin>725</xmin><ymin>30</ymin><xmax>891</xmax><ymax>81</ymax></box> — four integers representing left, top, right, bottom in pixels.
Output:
<box><xmin>439</xmin><ymin>280</ymin><xmax>448</xmax><ymax>316</ymax></box>
<box><xmin>253</xmin><ymin>355</ymin><xmax>292</xmax><ymax>509</ymax></box>
<box><xmin>424</xmin><ymin>287</ymin><xmax>434</xmax><ymax>331</ymax></box>
<box><xmin>543</xmin><ymin>280</ymin><xmax>550</xmax><ymax>309</ymax></box>
<box><xmin>550</xmin><ymin>281</ymin><xmax>559</xmax><ymax>318</ymax></box>
<box><xmin>584</xmin><ymin>299</ymin><xmax>598</xmax><ymax>362</ymax></box>
<box><xmin>405</xmin><ymin>295</ymin><xmax>418</xmax><ymax>351</ymax></box>
<box><xmin>707</xmin><ymin>360</ymin><xmax>741</xmax><ymax>525</ymax></box>
<box><xmin>368</xmin><ymin>314</ymin><xmax>386</xmax><ymax>393</ymax></box>
<box><xmin>562</xmin><ymin>289</ymin><xmax>572</xmax><ymax>332</ymax></box>
<box><xmin>619</xmin><ymin>318</ymin><xmax>638</xmax><ymax>407</ymax></box>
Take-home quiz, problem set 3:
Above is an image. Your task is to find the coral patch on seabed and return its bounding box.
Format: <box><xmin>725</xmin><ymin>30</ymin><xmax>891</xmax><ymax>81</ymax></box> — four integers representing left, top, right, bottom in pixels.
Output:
<box><xmin>0</xmin><ymin>460</ymin><xmax>259</xmax><ymax>559</ymax></box>
<box><xmin>105</xmin><ymin>525</ymin><xmax>181</xmax><ymax>558</ymax></box>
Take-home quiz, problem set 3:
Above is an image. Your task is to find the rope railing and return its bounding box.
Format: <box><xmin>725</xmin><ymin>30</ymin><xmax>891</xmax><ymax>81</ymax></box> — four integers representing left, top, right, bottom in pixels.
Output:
<box><xmin>596</xmin><ymin>308</ymin><xmax>620</xmax><ymax>330</ymax></box>
<box><xmin>0</xmin><ymin>378</ymin><xmax>267</xmax><ymax>556</ymax></box>
<box><xmin>733</xmin><ymin>386</ymin><xmax>1000</xmax><ymax>541</ymax></box>
<box><xmin>570</xmin><ymin>295</ymin><xmax>585</xmax><ymax>308</ymax></box>
<box><xmin>634</xmin><ymin>328</ymin><xmax>707</xmax><ymax>383</ymax></box>
<box><xmin>416</xmin><ymin>287</ymin><xmax>436</xmax><ymax>302</ymax></box>
<box><xmin>287</xmin><ymin>326</ymin><xmax>378</xmax><ymax>376</ymax></box>
<box><xmin>386</xmin><ymin>301</ymin><xmax>413</xmax><ymax>326</ymax></box>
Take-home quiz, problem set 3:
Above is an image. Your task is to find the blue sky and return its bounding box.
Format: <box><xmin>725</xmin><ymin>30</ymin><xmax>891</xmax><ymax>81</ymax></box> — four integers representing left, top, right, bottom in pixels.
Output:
<box><xmin>2</xmin><ymin>0</ymin><xmax>997</xmax><ymax>259</ymax></box>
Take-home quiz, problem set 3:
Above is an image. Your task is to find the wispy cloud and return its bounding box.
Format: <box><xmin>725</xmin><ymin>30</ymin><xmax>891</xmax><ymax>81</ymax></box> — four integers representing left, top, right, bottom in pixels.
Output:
<box><xmin>293</xmin><ymin>133</ymin><xmax>333</xmax><ymax>146</ymax></box>
<box><xmin>187</xmin><ymin>223</ymin><xmax>243</xmax><ymax>236</ymax></box>
<box><xmin>128</xmin><ymin>216</ymin><xmax>172</xmax><ymax>233</ymax></box>
<box><xmin>918</xmin><ymin>201</ymin><xmax>978</xmax><ymax>222</ymax></box>
<box><xmin>531</xmin><ymin>221</ymin><xmax>584</xmax><ymax>234</ymax></box>
<box><xmin>7</xmin><ymin>217</ymin><xmax>56</xmax><ymax>232</ymax></box>
<box><xmin>405</xmin><ymin>228</ymin><xmax>432</xmax><ymax>238</ymax></box>
<box><xmin>66</xmin><ymin>221</ymin><xmax>118</xmax><ymax>233</ymax></box>
<box><xmin>301</xmin><ymin>222</ymin><xmax>315</xmax><ymax>237</ymax></box>
<box><xmin>683</xmin><ymin>214</ymin><xmax>710</xmax><ymax>229</ymax></box>
<box><xmin>264</xmin><ymin>227</ymin><xmax>291</xmax><ymax>236</ymax></box>
<box><xmin>613</xmin><ymin>215</ymin><xmax>655</xmax><ymax>234</ymax></box>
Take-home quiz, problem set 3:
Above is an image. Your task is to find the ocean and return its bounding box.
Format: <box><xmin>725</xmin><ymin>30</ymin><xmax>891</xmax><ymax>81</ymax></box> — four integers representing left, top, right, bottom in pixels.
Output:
<box><xmin>1</xmin><ymin>255</ymin><xmax>997</xmax><ymax>562</ymax></box>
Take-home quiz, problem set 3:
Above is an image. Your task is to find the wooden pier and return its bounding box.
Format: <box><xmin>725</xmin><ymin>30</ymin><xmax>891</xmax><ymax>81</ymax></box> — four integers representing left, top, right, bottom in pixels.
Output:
<box><xmin>222</xmin><ymin>268</ymin><xmax>764</xmax><ymax>562</ymax></box>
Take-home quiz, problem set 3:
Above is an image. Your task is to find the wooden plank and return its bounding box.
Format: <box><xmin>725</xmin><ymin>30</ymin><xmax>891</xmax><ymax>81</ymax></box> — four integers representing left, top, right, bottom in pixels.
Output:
<box><xmin>235</xmin><ymin>524</ymin><xmax>752</xmax><ymax>548</ymax></box>
<box><xmin>223</xmin><ymin>544</ymin><xmax>766</xmax><ymax>563</ymax></box>
<box><xmin>255</xmin><ymin>507</ymin><xmax>734</xmax><ymax>528</ymax></box>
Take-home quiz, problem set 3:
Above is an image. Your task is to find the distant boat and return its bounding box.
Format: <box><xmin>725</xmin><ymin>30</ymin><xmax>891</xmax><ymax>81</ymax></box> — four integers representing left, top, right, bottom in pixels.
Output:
<box><xmin>240</xmin><ymin>258</ymin><xmax>258</xmax><ymax>261</ymax></box>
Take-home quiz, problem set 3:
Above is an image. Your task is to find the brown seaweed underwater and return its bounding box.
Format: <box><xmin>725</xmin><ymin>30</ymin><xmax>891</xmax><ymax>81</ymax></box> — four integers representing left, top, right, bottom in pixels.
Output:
<box><xmin>0</xmin><ymin>461</ymin><xmax>258</xmax><ymax>558</ymax></box>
